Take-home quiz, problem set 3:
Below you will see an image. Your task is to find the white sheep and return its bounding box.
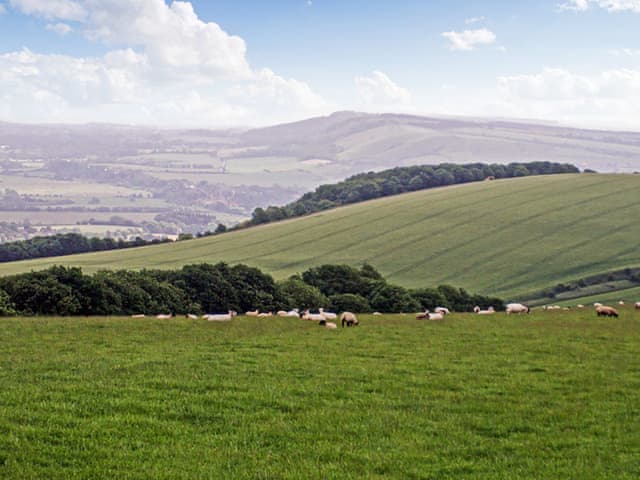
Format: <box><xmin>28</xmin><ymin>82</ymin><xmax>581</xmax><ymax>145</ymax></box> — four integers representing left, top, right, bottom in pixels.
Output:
<box><xmin>203</xmin><ymin>311</ymin><xmax>237</xmax><ymax>322</ymax></box>
<box><xmin>246</xmin><ymin>310</ymin><xmax>259</xmax><ymax>317</ymax></box>
<box><xmin>319</xmin><ymin>319</ymin><xmax>337</xmax><ymax>329</ymax></box>
<box><xmin>340</xmin><ymin>312</ymin><xmax>359</xmax><ymax>327</ymax></box>
<box><xmin>302</xmin><ymin>310</ymin><xmax>325</xmax><ymax>321</ymax></box>
<box><xmin>505</xmin><ymin>303</ymin><xmax>530</xmax><ymax>314</ymax></box>
<box><xmin>473</xmin><ymin>306</ymin><xmax>495</xmax><ymax>315</ymax></box>
<box><xmin>186</xmin><ymin>314</ymin><xmax>199</xmax><ymax>320</ymax></box>
<box><xmin>319</xmin><ymin>308</ymin><xmax>337</xmax><ymax>320</ymax></box>
<box><xmin>155</xmin><ymin>314</ymin><xmax>172</xmax><ymax>320</ymax></box>
<box><xmin>434</xmin><ymin>307</ymin><xmax>450</xmax><ymax>315</ymax></box>
<box><xmin>635</xmin><ymin>302</ymin><xmax>640</xmax><ymax>310</ymax></box>
<box><xmin>131</xmin><ymin>314</ymin><xmax>145</xmax><ymax>318</ymax></box>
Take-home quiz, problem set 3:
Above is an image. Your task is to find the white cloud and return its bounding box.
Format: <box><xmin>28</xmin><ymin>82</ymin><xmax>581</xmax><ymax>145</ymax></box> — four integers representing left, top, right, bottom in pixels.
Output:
<box><xmin>496</xmin><ymin>67</ymin><xmax>640</xmax><ymax>129</ymax></box>
<box><xmin>559</xmin><ymin>0</ymin><xmax>640</xmax><ymax>12</ymax></box>
<box><xmin>464</xmin><ymin>16</ymin><xmax>486</xmax><ymax>24</ymax></box>
<box><xmin>9</xmin><ymin>0</ymin><xmax>86</xmax><ymax>20</ymax></box>
<box><xmin>442</xmin><ymin>28</ymin><xmax>496</xmax><ymax>51</ymax></box>
<box><xmin>46</xmin><ymin>22</ymin><xmax>72</xmax><ymax>35</ymax></box>
<box><xmin>608</xmin><ymin>48</ymin><xmax>640</xmax><ymax>56</ymax></box>
<box><xmin>0</xmin><ymin>4</ymin><xmax>6</xmax><ymax>15</ymax></box>
<box><xmin>0</xmin><ymin>1</ymin><xmax>330</xmax><ymax>126</ymax></box>
<box><xmin>354</xmin><ymin>70</ymin><xmax>411</xmax><ymax>107</ymax></box>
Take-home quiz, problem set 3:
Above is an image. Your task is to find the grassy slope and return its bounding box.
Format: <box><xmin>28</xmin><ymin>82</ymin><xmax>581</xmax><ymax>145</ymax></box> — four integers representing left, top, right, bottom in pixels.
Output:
<box><xmin>1</xmin><ymin>312</ymin><xmax>639</xmax><ymax>479</ymax></box>
<box><xmin>2</xmin><ymin>174</ymin><xmax>640</xmax><ymax>299</ymax></box>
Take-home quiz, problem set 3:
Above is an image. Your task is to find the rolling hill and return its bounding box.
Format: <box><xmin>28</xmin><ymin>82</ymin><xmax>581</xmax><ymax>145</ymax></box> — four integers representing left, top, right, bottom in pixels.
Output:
<box><xmin>2</xmin><ymin>173</ymin><xmax>640</xmax><ymax>301</ymax></box>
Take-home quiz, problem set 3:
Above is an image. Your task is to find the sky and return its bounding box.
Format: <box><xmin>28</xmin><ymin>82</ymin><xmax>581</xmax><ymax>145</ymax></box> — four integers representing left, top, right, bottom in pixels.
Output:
<box><xmin>0</xmin><ymin>0</ymin><xmax>639</xmax><ymax>129</ymax></box>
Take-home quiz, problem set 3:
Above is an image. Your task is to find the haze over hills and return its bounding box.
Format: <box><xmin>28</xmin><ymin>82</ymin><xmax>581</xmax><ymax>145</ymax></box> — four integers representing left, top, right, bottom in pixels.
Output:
<box><xmin>1</xmin><ymin>112</ymin><xmax>640</xmax><ymax>242</ymax></box>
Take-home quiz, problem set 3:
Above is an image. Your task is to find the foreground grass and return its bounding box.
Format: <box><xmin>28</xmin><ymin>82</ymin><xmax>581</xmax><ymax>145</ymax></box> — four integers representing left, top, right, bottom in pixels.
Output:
<box><xmin>4</xmin><ymin>174</ymin><xmax>640</xmax><ymax>300</ymax></box>
<box><xmin>1</xmin><ymin>312</ymin><xmax>639</xmax><ymax>479</ymax></box>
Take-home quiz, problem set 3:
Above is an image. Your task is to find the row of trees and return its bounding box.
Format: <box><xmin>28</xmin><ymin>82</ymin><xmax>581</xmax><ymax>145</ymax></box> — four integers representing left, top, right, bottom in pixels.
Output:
<box><xmin>0</xmin><ymin>233</ymin><xmax>173</xmax><ymax>263</ymax></box>
<box><xmin>0</xmin><ymin>263</ymin><xmax>503</xmax><ymax>316</ymax></box>
<box><xmin>245</xmin><ymin>162</ymin><xmax>580</xmax><ymax>226</ymax></box>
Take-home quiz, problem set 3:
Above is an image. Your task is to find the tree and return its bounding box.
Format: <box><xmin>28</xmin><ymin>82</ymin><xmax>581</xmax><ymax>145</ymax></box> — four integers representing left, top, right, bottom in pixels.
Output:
<box><xmin>329</xmin><ymin>293</ymin><xmax>371</xmax><ymax>313</ymax></box>
<box><xmin>0</xmin><ymin>289</ymin><xmax>16</xmax><ymax>316</ymax></box>
<box><xmin>277</xmin><ymin>276</ymin><xmax>329</xmax><ymax>310</ymax></box>
<box><xmin>369</xmin><ymin>284</ymin><xmax>421</xmax><ymax>313</ymax></box>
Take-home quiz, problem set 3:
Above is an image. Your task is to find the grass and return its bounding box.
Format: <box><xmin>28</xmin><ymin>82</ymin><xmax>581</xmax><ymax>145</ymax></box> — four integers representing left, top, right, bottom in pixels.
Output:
<box><xmin>3</xmin><ymin>174</ymin><xmax>640</xmax><ymax>300</ymax></box>
<box><xmin>1</xmin><ymin>311</ymin><xmax>639</xmax><ymax>479</ymax></box>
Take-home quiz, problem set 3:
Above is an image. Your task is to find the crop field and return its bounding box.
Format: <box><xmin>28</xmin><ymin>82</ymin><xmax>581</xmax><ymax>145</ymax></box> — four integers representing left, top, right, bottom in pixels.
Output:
<box><xmin>4</xmin><ymin>174</ymin><xmax>640</xmax><ymax>301</ymax></box>
<box><xmin>0</xmin><ymin>310</ymin><xmax>639</xmax><ymax>479</ymax></box>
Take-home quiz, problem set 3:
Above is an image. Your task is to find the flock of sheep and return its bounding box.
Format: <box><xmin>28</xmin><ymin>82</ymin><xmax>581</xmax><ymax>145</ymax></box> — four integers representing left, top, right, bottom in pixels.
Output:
<box><xmin>137</xmin><ymin>301</ymin><xmax>640</xmax><ymax>326</ymax></box>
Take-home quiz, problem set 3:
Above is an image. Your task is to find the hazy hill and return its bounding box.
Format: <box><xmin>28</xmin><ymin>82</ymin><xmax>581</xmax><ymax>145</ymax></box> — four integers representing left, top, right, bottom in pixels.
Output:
<box><xmin>3</xmin><ymin>174</ymin><xmax>640</xmax><ymax>302</ymax></box>
<box><xmin>2</xmin><ymin>112</ymin><xmax>640</xmax><ymax>242</ymax></box>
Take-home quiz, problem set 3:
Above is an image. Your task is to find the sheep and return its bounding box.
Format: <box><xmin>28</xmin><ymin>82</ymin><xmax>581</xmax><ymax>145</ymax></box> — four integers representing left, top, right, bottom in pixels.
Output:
<box><xmin>186</xmin><ymin>314</ymin><xmax>199</xmax><ymax>320</ymax></box>
<box><xmin>302</xmin><ymin>310</ymin><xmax>325</xmax><ymax>321</ymax></box>
<box><xmin>594</xmin><ymin>302</ymin><xmax>603</xmax><ymax>308</ymax></box>
<box><xmin>131</xmin><ymin>314</ymin><xmax>145</xmax><ymax>318</ymax></box>
<box><xmin>282</xmin><ymin>309</ymin><xmax>301</xmax><ymax>318</ymax></box>
<box><xmin>576</xmin><ymin>304</ymin><xmax>585</xmax><ymax>309</ymax></box>
<box><xmin>596</xmin><ymin>305</ymin><xmax>619</xmax><ymax>318</ymax></box>
<box><xmin>373</xmin><ymin>312</ymin><xmax>383</xmax><ymax>316</ymax></box>
<box><xmin>473</xmin><ymin>306</ymin><xmax>495</xmax><ymax>315</ymax></box>
<box><xmin>203</xmin><ymin>311</ymin><xmax>237</xmax><ymax>322</ymax></box>
<box><xmin>276</xmin><ymin>310</ymin><xmax>288</xmax><ymax>316</ymax></box>
<box><xmin>618</xmin><ymin>301</ymin><xmax>625</xmax><ymax>306</ymax></box>
<box><xmin>434</xmin><ymin>307</ymin><xmax>450</xmax><ymax>315</ymax></box>
<box><xmin>340</xmin><ymin>312</ymin><xmax>359</xmax><ymax>327</ymax></box>
<box><xmin>155</xmin><ymin>314</ymin><xmax>172</xmax><ymax>320</ymax></box>
<box><xmin>246</xmin><ymin>310</ymin><xmax>259</xmax><ymax>317</ymax></box>
<box><xmin>319</xmin><ymin>308</ymin><xmax>337</xmax><ymax>320</ymax></box>
<box><xmin>318</xmin><ymin>319</ymin><xmax>337</xmax><ymax>329</ymax></box>
<box><xmin>416</xmin><ymin>310</ymin><xmax>444</xmax><ymax>321</ymax></box>
<box><xmin>258</xmin><ymin>312</ymin><xmax>273</xmax><ymax>317</ymax></box>
<box><xmin>635</xmin><ymin>302</ymin><xmax>640</xmax><ymax>310</ymax></box>
<box><xmin>505</xmin><ymin>303</ymin><xmax>530</xmax><ymax>314</ymax></box>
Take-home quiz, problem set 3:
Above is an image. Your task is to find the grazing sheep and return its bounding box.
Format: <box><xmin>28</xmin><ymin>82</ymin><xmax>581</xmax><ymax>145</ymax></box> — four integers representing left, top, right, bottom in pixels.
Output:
<box><xmin>318</xmin><ymin>319</ymin><xmax>337</xmax><ymax>329</ymax></box>
<box><xmin>635</xmin><ymin>302</ymin><xmax>640</xmax><ymax>310</ymax></box>
<box><xmin>246</xmin><ymin>310</ymin><xmax>259</xmax><ymax>317</ymax></box>
<box><xmin>505</xmin><ymin>303</ymin><xmax>530</xmax><ymax>314</ymax></box>
<box><xmin>340</xmin><ymin>312</ymin><xmax>359</xmax><ymax>327</ymax></box>
<box><xmin>596</xmin><ymin>305</ymin><xmax>619</xmax><ymax>318</ymax></box>
<box><xmin>203</xmin><ymin>311</ymin><xmax>237</xmax><ymax>322</ymax></box>
<box><xmin>319</xmin><ymin>308</ymin><xmax>337</xmax><ymax>320</ymax></box>
<box><xmin>302</xmin><ymin>310</ymin><xmax>325</xmax><ymax>321</ymax></box>
<box><xmin>473</xmin><ymin>306</ymin><xmax>495</xmax><ymax>315</ymax></box>
<box><xmin>131</xmin><ymin>314</ymin><xmax>145</xmax><ymax>319</ymax></box>
<box><xmin>594</xmin><ymin>302</ymin><xmax>603</xmax><ymax>308</ymax></box>
<box><xmin>618</xmin><ymin>301</ymin><xmax>625</xmax><ymax>306</ymax></box>
<box><xmin>435</xmin><ymin>307</ymin><xmax>450</xmax><ymax>315</ymax></box>
<box><xmin>577</xmin><ymin>304</ymin><xmax>585</xmax><ymax>308</ymax></box>
<box><xmin>156</xmin><ymin>314</ymin><xmax>172</xmax><ymax>320</ymax></box>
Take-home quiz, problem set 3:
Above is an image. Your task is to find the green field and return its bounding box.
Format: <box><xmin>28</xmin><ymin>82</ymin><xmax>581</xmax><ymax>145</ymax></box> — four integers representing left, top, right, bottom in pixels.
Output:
<box><xmin>3</xmin><ymin>174</ymin><xmax>640</xmax><ymax>300</ymax></box>
<box><xmin>1</xmin><ymin>311</ymin><xmax>639</xmax><ymax>478</ymax></box>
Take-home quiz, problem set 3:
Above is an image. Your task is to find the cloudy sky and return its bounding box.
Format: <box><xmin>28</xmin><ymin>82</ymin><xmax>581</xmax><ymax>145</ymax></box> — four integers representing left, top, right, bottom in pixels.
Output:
<box><xmin>0</xmin><ymin>0</ymin><xmax>639</xmax><ymax>129</ymax></box>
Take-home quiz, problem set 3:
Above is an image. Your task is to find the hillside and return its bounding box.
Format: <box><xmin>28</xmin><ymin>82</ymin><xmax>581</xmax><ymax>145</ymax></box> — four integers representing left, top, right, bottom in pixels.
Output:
<box><xmin>2</xmin><ymin>174</ymin><xmax>640</xmax><ymax>300</ymax></box>
<box><xmin>3</xmin><ymin>111</ymin><xmax>640</xmax><ymax>242</ymax></box>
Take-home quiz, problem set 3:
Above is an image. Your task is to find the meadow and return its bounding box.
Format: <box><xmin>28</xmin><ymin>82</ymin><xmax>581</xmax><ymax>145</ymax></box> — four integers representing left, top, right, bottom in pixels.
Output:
<box><xmin>1</xmin><ymin>310</ymin><xmax>639</xmax><ymax>479</ymax></box>
<box><xmin>4</xmin><ymin>174</ymin><xmax>640</xmax><ymax>302</ymax></box>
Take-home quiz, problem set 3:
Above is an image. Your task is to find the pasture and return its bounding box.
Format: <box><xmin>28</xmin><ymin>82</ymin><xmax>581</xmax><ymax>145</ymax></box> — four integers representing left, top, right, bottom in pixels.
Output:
<box><xmin>4</xmin><ymin>174</ymin><xmax>640</xmax><ymax>301</ymax></box>
<box><xmin>1</xmin><ymin>310</ymin><xmax>639</xmax><ymax>479</ymax></box>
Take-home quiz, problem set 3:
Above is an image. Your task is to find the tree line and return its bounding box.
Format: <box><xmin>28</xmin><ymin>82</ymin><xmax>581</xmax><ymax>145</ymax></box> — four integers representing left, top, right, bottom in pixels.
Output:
<box><xmin>0</xmin><ymin>233</ymin><xmax>173</xmax><ymax>263</ymax></box>
<box><xmin>0</xmin><ymin>263</ymin><xmax>503</xmax><ymax>316</ymax></box>
<box><xmin>244</xmin><ymin>161</ymin><xmax>580</xmax><ymax>226</ymax></box>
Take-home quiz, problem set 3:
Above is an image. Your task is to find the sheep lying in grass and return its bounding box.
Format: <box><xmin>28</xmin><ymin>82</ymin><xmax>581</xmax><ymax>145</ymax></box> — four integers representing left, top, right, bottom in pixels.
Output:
<box><xmin>340</xmin><ymin>312</ymin><xmax>359</xmax><ymax>327</ymax></box>
<box><xmin>156</xmin><ymin>314</ymin><xmax>172</xmax><ymax>320</ymax></box>
<box><xmin>131</xmin><ymin>314</ymin><xmax>145</xmax><ymax>318</ymax></box>
<box><xmin>302</xmin><ymin>310</ymin><xmax>325</xmax><ymax>321</ymax></box>
<box><xmin>318</xmin><ymin>319</ymin><xmax>337</xmax><ymax>329</ymax></box>
<box><xmin>435</xmin><ymin>307</ymin><xmax>450</xmax><ymax>315</ymax></box>
<box><xmin>258</xmin><ymin>312</ymin><xmax>273</xmax><ymax>317</ymax></box>
<box><xmin>277</xmin><ymin>309</ymin><xmax>300</xmax><ymax>318</ymax></box>
<box><xmin>186</xmin><ymin>314</ymin><xmax>199</xmax><ymax>320</ymax></box>
<box><xmin>473</xmin><ymin>306</ymin><xmax>495</xmax><ymax>315</ymax></box>
<box><xmin>596</xmin><ymin>305</ymin><xmax>619</xmax><ymax>318</ymax></box>
<box><xmin>319</xmin><ymin>308</ymin><xmax>337</xmax><ymax>320</ymax></box>
<box><xmin>246</xmin><ymin>310</ymin><xmax>259</xmax><ymax>317</ymax></box>
<box><xmin>203</xmin><ymin>311</ymin><xmax>237</xmax><ymax>321</ymax></box>
<box><xmin>416</xmin><ymin>310</ymin><xmax>444</xmax><ymax>321</ymax></box>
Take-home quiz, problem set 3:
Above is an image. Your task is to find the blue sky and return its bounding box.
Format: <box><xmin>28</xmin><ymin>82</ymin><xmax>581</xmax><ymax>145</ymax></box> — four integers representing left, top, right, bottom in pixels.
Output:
<box><xmin>1</xmin><ymin>0</ymin><xmax>639</xmax><ymax>129</ymax></box>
